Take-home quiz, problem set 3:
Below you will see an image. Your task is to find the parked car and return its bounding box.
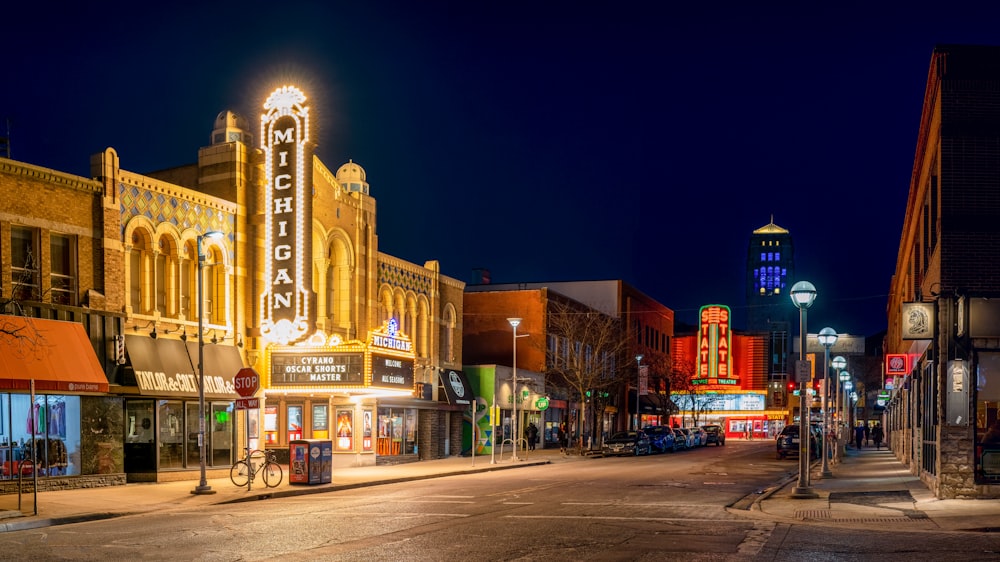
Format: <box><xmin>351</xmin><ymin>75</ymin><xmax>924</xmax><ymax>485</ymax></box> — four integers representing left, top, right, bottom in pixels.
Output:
<box><xmin>676</xmin><ymin>427</ymin><xmax>697</xmax><ymax>449</ymax></box>
<box><xmin>671</xmin><ymin>428</ymin><xmax>689</xmax><ymax>451</ymax></box>
<box><xmin>775</xmin><ymin>424</ymin><xmax>820</xmax><ymax>460</ymax></box>
<box><xmin>603</xmin><ymin>431</ymin><xmax>651</xmax><ymax>457</ymax></box>
<box><xmin>691</xmin><ymin>427</ymin><xmax>709</xmax><ymax>447</ymax></box>
<box><xmin>701</xmin><ymin>424</ymin><xmax>726</xmax><ymax>446</ymax></box>
<box><xmin>642</xmin><ymin>426</ymin><xmax>676</xmax><ymax>454</ymax></box>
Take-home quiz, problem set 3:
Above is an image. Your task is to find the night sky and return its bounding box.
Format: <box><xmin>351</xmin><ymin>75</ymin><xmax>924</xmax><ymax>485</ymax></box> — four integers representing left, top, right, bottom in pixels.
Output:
<box><xmin>5</xmin><ymin>2</ymin><xmax>1000</xmax><ymax>337</ymax></box>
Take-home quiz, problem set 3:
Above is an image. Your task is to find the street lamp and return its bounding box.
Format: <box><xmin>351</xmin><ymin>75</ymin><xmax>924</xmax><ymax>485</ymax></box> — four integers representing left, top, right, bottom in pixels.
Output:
<box><xmin>635</xmin><ymin>354</ymin><xmax>644</xmax><ymax>431</ymax></box>
<box><xmin>789</xmin><ymin>280</ymin><xmax>818</xmax><ymax>499</ymax></box>
<box><xmin>508</xmin><ymin>318</ymin><xmax>522</xmax><ymax>461</ymax></box>
<box><xmin>817</xmin><ymin>327</ymin><xmax>837</xmax><ymax>478</ymax></box>
<box><xmin>831</xmin><ymin>356</ymin><xmax>847</xmax><ymax>463</ymax></box>
<box><xmin>192</xmin><ymin>230</ymin><xmax>223</xmax><ymax>495</ymax></box>
<box><xmin>843</xmin><ymin>376</ymin><xmax>854</xmax><ymax>445</ymax></box>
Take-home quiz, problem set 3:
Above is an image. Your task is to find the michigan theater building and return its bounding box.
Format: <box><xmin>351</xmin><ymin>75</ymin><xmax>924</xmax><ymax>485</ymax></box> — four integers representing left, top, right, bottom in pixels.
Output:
<box><xmin>0</xmin><ymin>85</ymin><xmax>468</xmax><ymax>486</ymax></box>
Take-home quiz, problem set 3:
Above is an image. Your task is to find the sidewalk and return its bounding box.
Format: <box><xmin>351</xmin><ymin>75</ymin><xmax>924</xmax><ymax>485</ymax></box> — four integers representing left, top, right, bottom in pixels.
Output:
<box><xmin>752</xmin><ymin>445</ymin><xmax>1000</xmax><ymax>531</ymax></box>
<box><xmin>0</xmin><ymin>448</ymin><xmax>579</xmax><ymax>533</ymax></box>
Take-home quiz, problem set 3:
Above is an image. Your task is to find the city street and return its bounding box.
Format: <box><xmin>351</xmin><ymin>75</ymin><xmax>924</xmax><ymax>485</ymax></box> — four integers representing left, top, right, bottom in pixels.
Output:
<box><xmin>2</xmin><ymin>442</ymin><xmax>999</xmax><ymax>560</ymax></box>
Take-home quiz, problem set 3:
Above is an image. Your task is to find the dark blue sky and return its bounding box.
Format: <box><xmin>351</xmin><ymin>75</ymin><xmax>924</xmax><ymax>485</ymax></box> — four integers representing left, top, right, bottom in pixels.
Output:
<box><xmin>5</xmin><ymin>2</ymin><xmax>1000</xmax><ymax>337</ymax></box>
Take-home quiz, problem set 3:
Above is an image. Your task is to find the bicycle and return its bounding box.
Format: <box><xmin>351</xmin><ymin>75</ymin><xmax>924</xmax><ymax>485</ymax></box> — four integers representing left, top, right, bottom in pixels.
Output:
<box><xmin>230</xmin><ymin>449</ymin><xmax>283</xmax><ymax>489</ymax></box>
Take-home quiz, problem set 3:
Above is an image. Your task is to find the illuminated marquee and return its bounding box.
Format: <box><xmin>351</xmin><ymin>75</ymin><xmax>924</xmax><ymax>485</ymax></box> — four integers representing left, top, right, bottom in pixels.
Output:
<box><xmin>694</xmin><ymin>304</ymin><xmax>740</xmax><ymax>387</ymax></box>
<box><xmin>259</xmin><ymin>85</ymin><xmax>315</xmax><ymax>345</ymax></box>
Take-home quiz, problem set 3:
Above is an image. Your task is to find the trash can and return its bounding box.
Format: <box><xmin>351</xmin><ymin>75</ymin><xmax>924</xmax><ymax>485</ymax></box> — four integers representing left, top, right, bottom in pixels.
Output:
<box><xmin>289</xmin><ymin>439</ymin><xmax>332</xmax><ymax>484</ymax></box>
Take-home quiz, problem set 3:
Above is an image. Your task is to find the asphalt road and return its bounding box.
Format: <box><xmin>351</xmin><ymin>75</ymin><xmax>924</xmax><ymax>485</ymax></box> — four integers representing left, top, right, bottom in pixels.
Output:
<box><xmin>1</xmin><ymin>442</ymin><xmax>998</xmax><ymax>561</ymax></box>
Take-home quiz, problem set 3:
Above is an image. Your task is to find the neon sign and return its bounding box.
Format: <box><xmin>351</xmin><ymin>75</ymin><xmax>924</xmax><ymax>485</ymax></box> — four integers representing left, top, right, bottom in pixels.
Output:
<box><xmin>370</xmin><ymin>318</ymin><xmax>413</xmax><ymax>353</ymax></box>
<box><xmin>694</xmin><ymin>304</ymin><xmax>740</xmax><ymax>387</ymax></box>
<box><xmin>259</xmin><ymin>86</ymin><xmax>315</xmax><ymax>344</ymax></box>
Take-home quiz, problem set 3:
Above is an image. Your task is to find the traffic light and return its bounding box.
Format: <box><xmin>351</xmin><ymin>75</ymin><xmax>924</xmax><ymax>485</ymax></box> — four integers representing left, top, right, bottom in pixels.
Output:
<box><xmin>787</xmin><ymin>381</ymin><xmax>796</xmax><ymax>392</ymax></box>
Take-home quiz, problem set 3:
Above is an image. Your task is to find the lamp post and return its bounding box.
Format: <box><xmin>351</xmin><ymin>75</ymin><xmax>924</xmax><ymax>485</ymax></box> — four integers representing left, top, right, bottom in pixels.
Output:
<box><xmin>831</xmin><ymin>356</ymin><xmax>846</xmax><ymax>463</ymax></box>
<box><xmin>507</xmin><ymin>318</ymin><xmax>522</xmax><ymax>461</ymax></box>
<box><xmin>635</xmin><ymin>354</ymin><xmax>644</xmax><ymax>431</ymax></box>
<box><xmin>789</xmin><ymin>280</ymin><xmax>818</xmax><ymax>499</ymax></box>
<box><xmin>817</xmin><ymin>327</ymin><xmax>837</xmax><ymax>478</ymax></box>
<box><xmin>192</xmin><ymin>231</ymin><xmax>223</xmax><ymax>495</ymax></box>
<box><xmin>843</xmin><ymin>378</ymin><xmax>854</xmax><ymax>447</ymax></box>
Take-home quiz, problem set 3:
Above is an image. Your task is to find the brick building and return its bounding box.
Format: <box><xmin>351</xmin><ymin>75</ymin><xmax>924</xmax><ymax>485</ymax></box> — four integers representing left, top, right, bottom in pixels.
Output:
<box><xmin>464</xmin><ymin>280</ymin><xmax>674</xmax><ymax>449</ymax></box>
<box><xmin>886</xmin><ymin>44</ymin><xmax>1000</xmax><ymax>499</ymax></box>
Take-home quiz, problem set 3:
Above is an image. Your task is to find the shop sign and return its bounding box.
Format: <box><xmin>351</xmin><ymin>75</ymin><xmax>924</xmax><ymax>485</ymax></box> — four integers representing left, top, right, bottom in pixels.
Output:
<box><xmin>371</xmin><ymin>353</ymin><xmax>414</xmax><ymax>390</ymax></box>
<box><xmin>370</xmin><ymin>318</ymin><xmax>413</xmax><ymax>353</ymax></box>
<box><xmin>535</xmin><ymin>397</ymin><xmax>550</xmax><ymax>410</ymax></box>
<box><xmin>270</xmin><ymin>351</ymin><xmax>364</xmax><ymax>385</ymax></box>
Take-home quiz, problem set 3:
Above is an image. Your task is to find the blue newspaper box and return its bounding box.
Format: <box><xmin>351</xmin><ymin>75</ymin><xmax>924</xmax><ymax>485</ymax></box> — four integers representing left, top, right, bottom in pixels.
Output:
<box><xmin>289</xmin><ymin>439</ymin><xmax>332</xmax><ymax>484</ymax></box>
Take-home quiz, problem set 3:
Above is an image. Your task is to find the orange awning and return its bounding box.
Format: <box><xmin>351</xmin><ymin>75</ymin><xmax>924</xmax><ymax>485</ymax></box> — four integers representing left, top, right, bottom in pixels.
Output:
<box><xmin>0</xmin><ymin>316</ymin><xmax>109</xmax><ymax>393</ymax></box>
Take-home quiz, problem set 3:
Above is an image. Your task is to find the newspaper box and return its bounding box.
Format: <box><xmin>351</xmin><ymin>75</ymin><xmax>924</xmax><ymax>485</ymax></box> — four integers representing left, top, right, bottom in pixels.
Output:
<box><xmin>289</xmin><ymin>439</ymin><xmax>332</xmax><ymax>484</ymax></box>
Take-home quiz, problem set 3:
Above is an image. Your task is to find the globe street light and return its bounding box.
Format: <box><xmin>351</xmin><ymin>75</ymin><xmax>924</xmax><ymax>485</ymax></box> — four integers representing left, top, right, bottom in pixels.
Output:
<box><xmin>831</xmin><ymin>356</ymin><xmax>847</xmax><ymax>463</ymax></box>
<box><xmin>789</xmin><ymin>280</ymin><xmax>818</xmax><ymax>499</ymax></box>
<box><xmin>193</xmin><ymin>230</ymin><xmax>223</xmax><ymax>495</ymax></box>
<box><xmin>508</xmin><ymin>318</ymin><xmax>522</xmax><ymax>461</ymax></box>
<box><xmin>817</xmin><ymin>327</ymin><xmax>838</xmax><ymax>478</ymax></box>
<box><xmin>635</xmin><ymin>354</ymin><xmax>644</xmax><ymax>431</ymax></box>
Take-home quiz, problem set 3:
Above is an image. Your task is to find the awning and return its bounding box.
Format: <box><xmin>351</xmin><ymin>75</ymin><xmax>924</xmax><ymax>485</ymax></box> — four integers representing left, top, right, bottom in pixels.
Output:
<box><xmin>124</xmin><ymin>335</ymin><xmax>240</xmax><ymax>400</ymax></box>
<box><xmin>438</xmin><ymin>369</ymin><xmax>474</xmax><ymax>408</ymax></box>
<box><xmin>629</xmin><ymin>391</ymin><xmax>677</xmax><ymax>414</ymax></box>
<box><xmin>0</xmin><ymin>316</ymin><xmax>109</xmax><ymax>393</ymax></box>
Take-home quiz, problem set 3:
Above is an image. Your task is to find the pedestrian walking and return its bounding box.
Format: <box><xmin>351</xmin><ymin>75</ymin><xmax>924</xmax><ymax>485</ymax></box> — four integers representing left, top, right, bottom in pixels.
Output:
<box><xmin>526</xmin><ymin>422</ymin><xmax>538</xmax><ymax>451</ymax></box>
<box><xmin>854</xmin><ymin>422</ymin><xmax>865</xmax><ymax>450</ymax></box>
<box><xmin>863</xmin><ymin>423</ymin><xmax>871</xmax><ymax>447</ymax></box>
<box><xmin>872</xmin><ymin>423</ymin><xmax>884</xmax><ymax>450</ymax></box>
<box><xmin>558</xmin><ymin>423</ymin><xmax>568</xmax><ymax>453</ymax></box>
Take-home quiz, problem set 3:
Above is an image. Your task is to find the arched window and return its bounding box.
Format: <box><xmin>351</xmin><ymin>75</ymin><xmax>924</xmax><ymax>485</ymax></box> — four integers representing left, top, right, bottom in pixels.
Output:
<box><xmin>129</xmin><ymin>229</ymin><xmax>153</xmax><ymax>314</ymax></box>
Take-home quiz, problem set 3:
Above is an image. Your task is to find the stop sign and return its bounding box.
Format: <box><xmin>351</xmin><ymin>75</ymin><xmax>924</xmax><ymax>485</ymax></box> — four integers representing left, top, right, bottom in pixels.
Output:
<box><xmin>234</xmin><ymin>367</ymin><xmax>260</xmax><ymax>397</ymax></box>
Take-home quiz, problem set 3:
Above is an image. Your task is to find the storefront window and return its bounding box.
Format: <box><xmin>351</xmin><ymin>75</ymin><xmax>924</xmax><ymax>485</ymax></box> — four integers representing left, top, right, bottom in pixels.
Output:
<box><xmin>0</xmin><ymin>394</ymin><xmax>80</xmax><ymax>478</ymax></box>
<box><xmin>376</xmin><ymin>407</ymin><xmax>417</xmax><ymax>455</ymax></box>
<box><xmin>288</xmin><ymin>405</ymin><xmax>303</xmax><ymax>441</ymax></box>
<box><xmin>362</xmin><ymin>410</ymin><xmax>373</xmax><ymax>452</ymax></box>
<box><xmin>312</xmin><ymin>404</ymin><xmax>329</xmax><ymax>439</ymax></box>
<box><xmin>211</xmin><ymin>403</ymin><xmax>234</xmax><ymax>466</ymax></box>
<box><xmin>264</xmin><ymin>406</ymin><xmax>278</xmax><ymax>445</ymax></box>
<box><xmin>158</xmin><ymin>400</ymin><xmax>184</xmax><ymax>469</ymax></box>
<box><xmin>335</xmin><ymin>409</ymin><xmax>353</xmax><ymax>451</ymax></box>
<box><xmin>125</xmin><ymin>400</ymin><xmax>155</xmax><ymax>472</ymax></box>
<box><xmin>976</xmin><ymin>352</ymin><xmax>1000</xmax><ymax>483</ymax></box>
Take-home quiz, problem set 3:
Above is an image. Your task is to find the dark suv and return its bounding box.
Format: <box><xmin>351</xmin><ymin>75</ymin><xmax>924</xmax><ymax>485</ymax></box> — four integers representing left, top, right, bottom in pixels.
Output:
<box><xmin>776</xmin><ymin>425</ymin><xmax>820</xmax><ymax>459</ymax></box>
<box><xmin>701</xmin><ymin>424</ymin><xmax>725</xmax><ymax>446</ymax></box>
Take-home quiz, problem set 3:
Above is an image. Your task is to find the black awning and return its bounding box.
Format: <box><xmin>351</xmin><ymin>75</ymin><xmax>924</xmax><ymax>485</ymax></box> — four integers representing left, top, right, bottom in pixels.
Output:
<box><xmin>628</xmin><ymin>390</ymin><xmax>677</xmax><ymax>414</ymax></box>
<box><xmin>186</xmin><ymin>341</ymin><xmax>244</xmax><ymax>399</ymax></box>
<box><xmin>124</xmin><ymin>335</ymin><xmax>240</xmax><ymax>400</ymax></box>
<box><xmin>439</xmin><ymin>369</ymin><xmax>474</xmax><ymax>408</ymax></box>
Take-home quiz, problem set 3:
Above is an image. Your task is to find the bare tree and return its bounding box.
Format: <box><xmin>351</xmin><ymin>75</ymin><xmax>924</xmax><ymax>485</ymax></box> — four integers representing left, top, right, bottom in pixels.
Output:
<box><xmin>665</xmin><ymin>358</ymin><xmax>720</xmax><ymax>427</ymax></box>
<box><xmin>544</xmin><ymin>296</ymin><xmax>631</xmax><ymax>453</ymax></box>
<box><xmin>641</xmin><ymin>352</ymin><xmax>677</xmax><ymax>425</ymax></box>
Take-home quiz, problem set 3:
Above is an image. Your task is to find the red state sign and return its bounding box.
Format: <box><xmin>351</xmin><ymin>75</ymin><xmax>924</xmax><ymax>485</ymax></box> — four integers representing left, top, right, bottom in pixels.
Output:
<box><xmin>234</xmin><ymin>367</ymin><xmax>260</xmax><ymax>398</ymax></box>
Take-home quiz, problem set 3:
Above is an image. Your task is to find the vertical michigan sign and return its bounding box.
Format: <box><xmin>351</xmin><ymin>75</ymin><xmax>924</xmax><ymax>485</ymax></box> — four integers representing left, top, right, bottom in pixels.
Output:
<box><xmin>259</xmin><ymin>86</ymin><xmax>315</xmax><ymax>344</ymax></box>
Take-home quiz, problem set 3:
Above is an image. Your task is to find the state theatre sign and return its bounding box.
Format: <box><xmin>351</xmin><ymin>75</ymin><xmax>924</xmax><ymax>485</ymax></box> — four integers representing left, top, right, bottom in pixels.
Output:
<box><xmin>693</xmin><ymin>304</ymin><xmax>742</xmax><ymax>390</ymax></box>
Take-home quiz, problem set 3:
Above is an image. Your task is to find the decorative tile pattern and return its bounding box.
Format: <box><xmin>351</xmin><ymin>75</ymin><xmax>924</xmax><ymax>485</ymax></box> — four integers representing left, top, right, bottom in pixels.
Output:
<box><xmin>378</xmin><ymin>262</ymin><xmax>431</xmax><ymax>296</ymax></box>
<box><xmin>119</xmin><ymin>181</ymin><xmax>235</xmax><ymax>261</ymax></box>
